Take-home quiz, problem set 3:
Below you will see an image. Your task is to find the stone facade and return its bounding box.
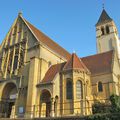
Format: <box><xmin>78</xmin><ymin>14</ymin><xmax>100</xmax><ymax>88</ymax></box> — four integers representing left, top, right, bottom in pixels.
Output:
<box><xmin>0</xmin><ymin>9</ymin><xmax>120</xmax><ymax>119</ymax></box>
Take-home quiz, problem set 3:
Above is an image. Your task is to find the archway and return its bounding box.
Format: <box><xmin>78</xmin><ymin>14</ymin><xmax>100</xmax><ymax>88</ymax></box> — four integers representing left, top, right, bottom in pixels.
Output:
<box><xmin>1</xmin><ymin>83</ymin><xmax>17</xmax><ymax>118</ymax></box>
<box><xmin>40</xmin><ymin>89</ymin><xmax>51</xmax><ymax>117</ymax></box>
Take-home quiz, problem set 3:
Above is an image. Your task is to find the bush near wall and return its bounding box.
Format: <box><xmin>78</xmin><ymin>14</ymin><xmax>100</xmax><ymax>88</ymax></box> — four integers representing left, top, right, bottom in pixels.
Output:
<box><xmin>0</xmin><ymin>114</ymin><xmax>120</xmax><ymax>120</ymax></box>
<box><xmin>92</xmin><ymin>102</ymin><xmax>110</xmax><ymax>114</ymax></box>
<box><xmin>110</xmin><ymin>94</ymin><xmax>120</xmax><ymax>113</ymax></box>
<box><xmin>86</xmin><ymin>113</ymin><xmax>120</xmax><ymax>120</ymax></box>
<box><xmin>92</xmin><ymin>95</ymin><xmax>120</xmax><ymax>114</ymax></box>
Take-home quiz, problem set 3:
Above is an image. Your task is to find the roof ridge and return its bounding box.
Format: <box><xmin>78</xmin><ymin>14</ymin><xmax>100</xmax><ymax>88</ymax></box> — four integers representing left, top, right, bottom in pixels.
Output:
<box><xmin>79</xmin><ymin>58</ymin><xmax>90</xmax><ymax>72</ymax></box>
<box><xmin>64</xmin><ymin>53</ymin><xmax>89</xmax><ymax>72</ymax></box>
<box><xmin>21</xmin><ymin>16</ymin><xmax>71</xmax><ymax>60</ymax></box>
<box><xmin>82</xmin><ymin>50</ymin><xmax>113</xmax><ymax>59</ymax></box>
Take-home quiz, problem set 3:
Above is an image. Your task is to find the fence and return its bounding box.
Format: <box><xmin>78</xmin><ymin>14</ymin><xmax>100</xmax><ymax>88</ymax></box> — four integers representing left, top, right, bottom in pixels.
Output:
<box><xmin>0</xmin><ymin>99</ymin><xmax>111</xmax><ymax>118</ymax></box>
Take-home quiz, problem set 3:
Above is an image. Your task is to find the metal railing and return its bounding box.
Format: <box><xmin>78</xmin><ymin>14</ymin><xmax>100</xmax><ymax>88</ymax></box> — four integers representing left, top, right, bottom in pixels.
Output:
<box><xmin>0</xmin><ymin>99</ymin><xmax>111</xmax><ymax>118</ymax></box>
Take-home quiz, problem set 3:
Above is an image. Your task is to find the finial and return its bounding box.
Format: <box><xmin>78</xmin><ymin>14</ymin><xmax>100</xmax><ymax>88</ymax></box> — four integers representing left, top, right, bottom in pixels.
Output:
<box><xmin>102</xmin><ymin>3</ymin><xmax>104</xmax><ymax>9</ymax></box>
<box><xmin>18</xmin><ymin>11</ymin><xmax>22</xmax><ymax>16</ymax></box>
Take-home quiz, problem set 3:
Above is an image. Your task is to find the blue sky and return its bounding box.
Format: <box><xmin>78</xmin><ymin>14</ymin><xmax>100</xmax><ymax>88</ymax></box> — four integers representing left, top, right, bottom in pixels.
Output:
<box><xmin>0</xmin><ymin>0</ymin><xmax>120</xmax><ymax>57</ymax></box>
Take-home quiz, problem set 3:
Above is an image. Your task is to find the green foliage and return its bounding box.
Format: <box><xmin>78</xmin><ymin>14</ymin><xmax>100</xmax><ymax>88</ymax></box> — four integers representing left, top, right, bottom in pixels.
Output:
<box><xmin>86</xmin><ymin>94</ymin><xmax>120</xmax><ymax>120</ymax></box>
<box><xmin>92</xmin><ymin>95</ymin><xmax>120</xmax><ymax>114</ymax></box>
<box><xmin>92</xmin><ymin>102</ymin><xmax>110</xmax><ymax>114</ymax></box>
<box><xmin>110</xmin><ymin>94</ymin><xmax>120</xmax><ymax>113</ymax></box>
<box><xmin>86</xmin><ymin>113</ymin><xmax>120</xmax><ymax>120</ymax></box>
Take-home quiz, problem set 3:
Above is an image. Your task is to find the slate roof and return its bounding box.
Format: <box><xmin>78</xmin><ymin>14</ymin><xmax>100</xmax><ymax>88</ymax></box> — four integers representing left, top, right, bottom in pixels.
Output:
<box><xmin>81</xmin><ymin>50</ymin><xmax>113</xmax><ymax>75</ymax></box>
<box><xmin>63</xmin><ymin>53</ymin><xmax>89</xmax><ymax>72</ymax></box>
<box><xmin>96</xmin><ymin>9</ymin><xmax>112</xmax><ymax>26</ymax></box>
<box><xmin>21</xmin><ymin>16</ymin><xmax>71</xmax><ymax>60</ymax></box>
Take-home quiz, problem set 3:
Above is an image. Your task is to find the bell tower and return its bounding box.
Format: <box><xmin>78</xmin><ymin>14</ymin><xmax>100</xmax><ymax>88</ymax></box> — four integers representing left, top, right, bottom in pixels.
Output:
<box><xmin>96</xmin><ymin>9</ymin><xmax>120</xmax><ymax>59</ymax></box>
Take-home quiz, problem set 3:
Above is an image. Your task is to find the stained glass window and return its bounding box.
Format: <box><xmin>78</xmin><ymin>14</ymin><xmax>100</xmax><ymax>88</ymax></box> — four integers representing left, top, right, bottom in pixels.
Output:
<box><xmin>66</xmin><ymin>79</ymin><xmax>73</xmax><ymax>99</ymax></box>
<box><xmin>76</xmin><ymin>80</ymin><xmax>83</xmax><ymax>99</ymax></box>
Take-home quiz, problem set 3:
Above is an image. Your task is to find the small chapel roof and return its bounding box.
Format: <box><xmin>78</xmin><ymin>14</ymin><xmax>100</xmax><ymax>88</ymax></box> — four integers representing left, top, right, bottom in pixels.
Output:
<box><xmin>40</xmin><ymin>62</ymin><xmax>65</xmax><ymax>83</ymax></box>
<box><xmin>81</xmin><ymin>50</ymin><xmax>113</xmax><ymax>75</ymax></box>
<box><xmin>39</xmin><ymin>51</ymin><xmax>113</xmax><ymax>84</ymax></box>
<box><xmin>21</xmin><ymin>17</ymin><xmax>71</xmax><ymax>60</ymax></box>
<box><xmin>96</xmin><ymin>9</ymin><xmax>113</xmax><ymax>26</ymax></box>
<box><xmin>63</xmin><ymin>53</ymin><xmax>89</xmax><ymax>72</ymax></box>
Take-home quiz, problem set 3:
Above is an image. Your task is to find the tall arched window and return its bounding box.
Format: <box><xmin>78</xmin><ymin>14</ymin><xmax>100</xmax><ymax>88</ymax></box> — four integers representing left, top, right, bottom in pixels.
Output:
<box><xmin>13</xmin><ymin>49</ymin><xmax>19</xmax><ymax>72</ymax></box>
<box><xmin>98</xmin><ymin>81</ymin><xmax>103</xmax><ymax>92</ymax></box>
<box><xmin>106</xmin><ymin>26</ymin><xmax>110</xmax><ymax>34</ymax></box>
<box><xmin>13</xmin><ymin>56</ymin><xmax>18</xmax><ymax>71</ymax></box>
<box><xmin>76</xmin><ymin>80</ymin><xmax>83</xmax><ymax>99</ymax></box>
<box><xmin>101</xmin><ymin>27</ymin><xmax>105</xmax><ymax>35</ymax></box>
<box><xmin>66</xmin><ymin>79</ymin><xmax>73</xmax><ymax>99</ymax></box>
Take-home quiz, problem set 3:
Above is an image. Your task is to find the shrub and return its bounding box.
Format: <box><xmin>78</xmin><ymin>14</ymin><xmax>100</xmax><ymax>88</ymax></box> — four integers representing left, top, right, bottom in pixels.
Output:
<box><xmin>110</xmin><ymin>94</ymin><xmax>120</xmax><ymax>113</ymax></box>
<box><xmin>92</xmin><ymin>102</ymin><xmax>110</xmax><ymax>114</ymax></box>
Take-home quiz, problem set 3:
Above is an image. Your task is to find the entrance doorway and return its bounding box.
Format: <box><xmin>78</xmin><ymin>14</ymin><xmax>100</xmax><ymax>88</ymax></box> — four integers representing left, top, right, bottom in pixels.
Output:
<box><xmin>40</xmin><ymin>89</ymin><xmax>51</xmax><ymax>117</ymax></box>
<box><xmin>7</xmin><ymin>101</ymin><xmax>15</xmax><ymax>117</ymax></box>
<box><xmin>0</xmin><ymin>83</ymin><xmax>17</xmax><ymax>118</ymax></box>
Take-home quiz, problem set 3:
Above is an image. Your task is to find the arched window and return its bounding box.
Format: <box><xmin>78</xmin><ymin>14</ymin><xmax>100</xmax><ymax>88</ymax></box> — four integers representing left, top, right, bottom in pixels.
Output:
<box><xmin>13</xmin><ymin>49</ymin><xmax>19</xmax><ymax>72</ymax></box>
<box><xmin>106</xmin><ymin>26</ymin><xmax>110</xmax><ymax>34</ymax></box>
<box><xmin>101</xmin><ymin>27</ymin><xmax>105</xmax><ymax>35</ymax></box>
<box><xmin>98</xmin><ymin>82</ymin><xmax>103</xmax><ymax>92</ymax></box>
<box><xmin>76</xmin><ymin>80</ymin><xmax>83</xmax><ymax>99</ymax></box>
<box><xmin>66</xmin><ymin>79</ymin><xmax>73</xmax><ymax>99</ymax></box>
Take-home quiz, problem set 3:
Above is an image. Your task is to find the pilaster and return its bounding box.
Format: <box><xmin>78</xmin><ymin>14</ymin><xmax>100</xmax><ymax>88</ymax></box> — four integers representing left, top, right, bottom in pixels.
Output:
<box><xmin>25</xmin><ymin>57</ymin><xmax>39</xmax><ymax>118</ymax></box>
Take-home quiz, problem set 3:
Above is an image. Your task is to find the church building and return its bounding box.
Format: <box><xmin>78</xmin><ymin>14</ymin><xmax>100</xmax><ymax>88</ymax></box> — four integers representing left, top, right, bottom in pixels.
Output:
<box><xmin>0</xmin><ymin>9</ymin><xmax>120</xmax><ymax>118</ymax></box>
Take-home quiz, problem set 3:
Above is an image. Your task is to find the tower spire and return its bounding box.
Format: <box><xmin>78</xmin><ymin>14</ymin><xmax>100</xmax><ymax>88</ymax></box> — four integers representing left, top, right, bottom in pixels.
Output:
<box><xmin>96</xmin><ymin>9</ymin><xmax>112</xmax><ymax>26</ymax></box>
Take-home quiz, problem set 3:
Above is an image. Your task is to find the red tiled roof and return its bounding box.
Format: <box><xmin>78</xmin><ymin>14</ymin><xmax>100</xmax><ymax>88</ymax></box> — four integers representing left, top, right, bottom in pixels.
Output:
<box><xmin>41</xmin><ymin>63</ymin><xmax>65</xmax><ymax>83</ymax></box>
<box><xmin>81</xmin><ymin>50</ymin><xmax>113</xmax><ymax>75</ymax></box>
<box><xmin>63</xmin><ymin>53</ymin><xmax>89</xmax><ymax>72</ymax></box>
<box><xmin>22</xmin><ymin>18</ymin><xmax>71</xmax><ymax>60</ymax></box>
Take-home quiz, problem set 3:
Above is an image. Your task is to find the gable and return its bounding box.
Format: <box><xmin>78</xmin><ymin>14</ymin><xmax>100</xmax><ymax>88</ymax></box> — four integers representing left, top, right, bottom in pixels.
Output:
<box><xmin>63</xmin><ymin>53</ymin><xmax>89</xmax><ymax>72</ymax></box>
<box><xmin>23</xmin><ymin>19</ymin><xmax>71</xmax><ymax>60</ymax></box>
<box><xmin>0</xmin><ymin>15</ymin><xmax>38</xmax><ymax>52</ymax></box>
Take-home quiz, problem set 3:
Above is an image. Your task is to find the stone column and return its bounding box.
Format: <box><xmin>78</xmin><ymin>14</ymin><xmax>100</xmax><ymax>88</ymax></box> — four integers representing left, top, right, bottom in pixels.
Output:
<box><xmin>25</xmin><ymin>57</ymin><xmax>39</xmax><ymax>118</ymax></box>
<box><xmin>50</xmin><ymin>98</ymin><xmax>55</xmax><ymax>117</ymax></box>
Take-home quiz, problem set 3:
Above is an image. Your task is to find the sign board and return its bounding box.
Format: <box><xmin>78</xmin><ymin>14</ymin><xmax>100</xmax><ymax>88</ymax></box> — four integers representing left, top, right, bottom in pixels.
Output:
<box><xmin>10</xmin><ymin>94</ymin><xmax>17</xmax><ymax>99</ymax></box>
<box><xmin>19</xmin><ymin>107</ymin><xmax>24</xmax><ymax>114</ymax></box>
